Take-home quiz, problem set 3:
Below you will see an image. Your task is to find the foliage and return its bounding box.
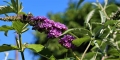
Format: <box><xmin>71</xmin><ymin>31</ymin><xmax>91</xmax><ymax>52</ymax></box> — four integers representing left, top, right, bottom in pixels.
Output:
<box><xmin>0</xmin><ymin>0</ymin><xmax>120</xmax><ymax>60</ymax></box>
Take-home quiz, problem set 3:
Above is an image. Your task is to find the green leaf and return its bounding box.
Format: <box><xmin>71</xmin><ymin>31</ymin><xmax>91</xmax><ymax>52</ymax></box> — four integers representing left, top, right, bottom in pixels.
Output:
<box><xmin>19</xmin><ymin>2</ymin><xmax>23</xmax><ymax>12</ymax></box>
<box><xmin>85</xmin><ymin>9</ymin><xmax>95</xmax><ymax>23</ymax></box>
<box><xmin>108</xmin><ymin>48</ymin><xmax>120</xmax><ymax>56</ymax></box>
<box><xmin>12</xmin><ymin>21</ymin><xmax>29</xmax><ymax>34</ymax></box>
<box><xmin>0</xmin><ymin>25</ymin><xmax>14</xmax><ymax>36</ymax></box>
<box><xmin>58</xmin><ymin>58</ymin><xmax>74</xmax><ymax>60</ymax></box>
<box><xmin>83</xmin><ymin>52</ymin><xmax>96</xmax><ymax>60</ymax></box>
<box><xmin>76</xmin><ymin>0</ymin><xmax>84</xmax><ymax>9</ymax></box>
<box><xmin>0</xmin><ymin>5</ymin><xmax>14</xmax><ymax>14</ymax></box>
<box><xmin>99</xmin><ymin>10</ymin><xmax>106</xmax><ymax>23</ymax></box>
<box><xmin>61</xmin><ymin>28</ymin><xmax>92</xmax><ymax>36</ymax></box>
<box><xmin>3</xmin><ymin>1</ymin><xmax>12</xmax><ymax>6</ymax></box>
<box><xmin>39</xmin><ymin>47</ymin><xmax>52</xmax><ymax>58</ymax></box>
<box><xmin>50</xmin><ymin>55</ymin><xmax>56</xmax><ymax>60</ymax></box>
<box><xmin>0</xmin><ymin>44</ymin><xmax>18</xmax><ymax>52</ymax></box>
<box><xmin>72</xmin><ymin>36</ymin><xmax>90</xmax><ymax>47</ymax></box>
<box><xmin>104</xmin><ymin>20</ymin><xmax>117</xmax><ymax>26</ymax></box>
<box><xmin>104</xmin><ymin>0</ymin><xmax>108</xmax><ymax>9</ymax></box>
<box><xmin>26</xmin><ymin>44</ymin><xmax>44</xmax><ymax>53</ymax></box>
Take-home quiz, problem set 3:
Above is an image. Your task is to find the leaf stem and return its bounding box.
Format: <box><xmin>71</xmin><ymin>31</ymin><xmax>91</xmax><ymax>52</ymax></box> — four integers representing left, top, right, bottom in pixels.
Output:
<box><xmin>21</xmin><ymin>52</ymin><xmax>25</xmax><ymax>60</ymax></box>
<box><xmin>81</xmin><ymin>38</ymin><xmax>92</xmax><ymax>60</ymax></box>
<box><xmin>18</xmin><ymin>34</ymin><xmax>25</xmax><ymax>60</ymax></box>
<box><xmin>70</xmin><ymin>49</ymin><xmax>80</xmax><ymax>60</ymax></box>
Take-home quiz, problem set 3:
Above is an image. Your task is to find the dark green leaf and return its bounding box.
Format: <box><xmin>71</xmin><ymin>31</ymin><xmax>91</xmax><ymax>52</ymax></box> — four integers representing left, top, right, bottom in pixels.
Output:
<box><xmin>72</xmin><ymin>36</ymin><xmax>90</xmax><ymax>47</ymax></box>
<box><xmin>0</xmin><ymin>5</ymin><xmax>14</xmax><ymax>14</ymax></box>
<box><xmin>83</xmin><ymin>52</ymin><xmax>96</xmax><ymax>60</ymax></box>
<box><xmin>0</xmin><ymin>44</ymin><xmax>18</xmax><ymax>52</ymax></box>
<box><xmin>76</xmin><ymin>0</ymin><xmax>84</xmax><ymax>9</ymax></box>
<box><xmin>104</xmin><ymin>20</ymin><xmax>117</xmax><ymax>26</ymax></box>
<box><xmin>11</xmin><ymin>0</ymin><xmax>17</xmax><ymax>10</ymax></box>
<box><xmin>61</xmin><ymin>28</ymin><xmax>92</xmax><ymax>36</ymax></box>
<box><xmin>39</xmin><ymin>47</ymin><xmax>52</xmax><ymax>58</ymax></box>
<box><xmin>3</xmin><ymin>1</ymin><xmax>12</xmax><ymax>6</ymax></box>
<box><xmin>0</xmin><ymin>25</ymin><xmax>14</xmax><ymax>36</ymax></box>
<box><xmin>12</xmin><ymin>21</ymin><xmax>28</xmax><ymax>34</ymax></box>
<box><xmin>108</xmin><ymin>48</ymin><xmax>120</xmax><ymax>56</ymax></box>
<box><xmin>26</xmin><ymin>44</ymin><xmax>44</xmax><ymax>53</ymax></box>
<box><xmin>58</xmin><ymin>58</ymin><xmax>74</xmax><ymax>60</ymax></box>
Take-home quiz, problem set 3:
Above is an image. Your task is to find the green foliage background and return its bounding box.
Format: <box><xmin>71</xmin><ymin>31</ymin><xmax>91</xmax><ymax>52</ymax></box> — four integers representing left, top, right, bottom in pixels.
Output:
<box><xmin>33</xmin><ymin>0</ymin><xmax>120</xmax><ymax>60</ymax></box>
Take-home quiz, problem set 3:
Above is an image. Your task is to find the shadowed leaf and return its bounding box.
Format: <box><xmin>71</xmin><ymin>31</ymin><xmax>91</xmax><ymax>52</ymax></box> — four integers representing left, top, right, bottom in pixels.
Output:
<box><xmin>0</xmin><ymin>25</ymin><xmax>14</xmax><ymax>36</ymax></box>
<box><xmin>0</xmin><ymin>44</ymin><xmax>18</xmax><ymax>52</ymax></box>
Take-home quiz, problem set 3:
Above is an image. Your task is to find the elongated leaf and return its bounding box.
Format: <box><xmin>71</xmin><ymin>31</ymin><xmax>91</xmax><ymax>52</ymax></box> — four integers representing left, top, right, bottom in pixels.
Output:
<box><xmin>3</xmin><ymin>1</ymin><xmax>12</xmax><ymax>6</ymax></box>
<box><xmin>0</xmin><ymin>5</ymin><xmax>14</xmax><ymax>14</ymax></box>
<box><xmin>76</xmin><ymin>0</ymin><xmax>84</xmax><ymax>9</ymax></box>
<box><xmin>104</xmin><ymin>20</ymin><xmax>117</xmax><ymax>26</ymax></box>
<box><xmin>85</xmin><ymin>9</ymin><xmax>95</xmax><ymax>23</ymax></box>
<box><xmin>99</xmin><ymin>10</ymin><xmax>106</xmax><ymax>23</ymax></box>
<box><xmin>12</xmin><ymin>21</ymin><xmax>29</xmax><ymax>34</ymax></box>
<box><xmin>108</xmin><ymin>48</ymin><xmax>120</xmax><ymax>56</ymax></box>
<box><xmin>39</xmin><ymin>47</ymin><xmax>52</xmax><ymax>58</ymax></box>
<box><xmin>0</xmin><ymin>44</ymin><xmax>18</xmax><ymax>52</ymax></box>
<box><xmin>26</xmin><ymin>44</ymin><xmax>44</xmax><ymax>53</ymax></box>
<box><xmin>61</xmin><ymin>28</ymin><xmax>92</xmax><ymax>36</ymax></box>
<box><xmin>72</xmin><ymin>36</ymin><xmax>90</xmax><ymax>47</ymax></box>
<box><xmin>11</xmin><ymin>0</ymin><xmax>16</xmax><ymax>9</ymax></box>
<box><xmin>104</xmin><ymin>0</ymin><xmax>108</xmax><ymax>9</ymax></box>
<box><xmin>0</xmin><ymin>25</ymin><xmax>14</xmax><ymax>36</ymax></box>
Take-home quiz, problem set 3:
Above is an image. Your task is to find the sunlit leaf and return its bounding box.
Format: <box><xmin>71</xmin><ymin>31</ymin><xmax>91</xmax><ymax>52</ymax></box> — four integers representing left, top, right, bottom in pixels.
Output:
<box><xmin>99</xmin><ymin>10</ymin><xmax>106</xmax><ymax>23</ymax></box>
<box><xmin>12</xmin><ymin>21</ymin><xmax>29</xmax><ymax>34</ymax></box>
<box><xmin>0</xmin><ymin>5</ymin><xmax>14</xmax><ymax>14</ymax></box>
<box><xmin>72</xmin><ymin>36</ymin><xmax>90</xmax><ymax>47</ymax></box>
<box><xmin>85</xmin><ymin>9</ymin><xmax>95</xmax><ymax>23</ymax></box>
<box><xmin>104</xmin><ymin>0</ymin><xmax>108</xmax><ymax>9</ymax></box>
<box><xmin>26</xmin><ymin>44</ymin><xmax>44</xmax><ymax>53</ymax></box>
<box><xmin>50</xmin><ymin>55</ymin><xmax>56</xmax><ymax>60</ymax></box>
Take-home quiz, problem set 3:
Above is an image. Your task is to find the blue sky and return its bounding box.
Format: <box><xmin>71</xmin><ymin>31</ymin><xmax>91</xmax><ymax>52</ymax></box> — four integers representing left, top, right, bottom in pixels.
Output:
<box><xmin>0</xmin><ymin>0</ymin><xmax>70</xmax><ymax>60</ymax></box>
<box><xmin>0</xmin><ymin>0</ymin><xmax>103</xmax><ymax>60</ymax></box>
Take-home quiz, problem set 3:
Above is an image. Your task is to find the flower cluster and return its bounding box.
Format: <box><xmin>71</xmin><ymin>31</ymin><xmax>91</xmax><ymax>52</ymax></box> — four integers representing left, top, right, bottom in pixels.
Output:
<box><xmin>59</xmin><ymin>34</ymin><xmax>76</xmax><ymax>49</ymax></box>
<box><xmin>30</xmin><ymin>16</ymin><xmax>68</xmax><ymax>38</ymax></box>
<box><xmin>20</xmin><ymin>14</ymin><xmax>76</xmax><ymax>49</ymax></box>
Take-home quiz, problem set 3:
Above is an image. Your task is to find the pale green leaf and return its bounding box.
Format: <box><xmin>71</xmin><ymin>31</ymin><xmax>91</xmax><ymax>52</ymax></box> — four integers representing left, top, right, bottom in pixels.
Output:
<box><xmin>85</xmin><ymin>9</ymin><xmax>95</xmax><ymax>23</ymax></box>
<box><xmin>99</xmin><ymin>10</ymin><xmax>106</xmax><ymax>23</ymax></box>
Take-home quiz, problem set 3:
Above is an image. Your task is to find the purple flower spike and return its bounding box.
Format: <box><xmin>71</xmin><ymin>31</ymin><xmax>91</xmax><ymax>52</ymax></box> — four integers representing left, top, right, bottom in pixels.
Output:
<box><xmin>29</xmin><ymin>16</ymin><xmax>68</xmax><ymax>38</ymax></box>
<box><xmin>59</xmin><ymin>34</ymin><xmax>76</xmax><ymax>49</ymax></box>
<box><xmin>47</xmin><ymin>28</ymin><xmax>62</xmax><ymax>38</ymax></box>
<box><xmin>53</xmin><ymin>22</ymin><xmax>68</xmax><ymax>31</ymax></box>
